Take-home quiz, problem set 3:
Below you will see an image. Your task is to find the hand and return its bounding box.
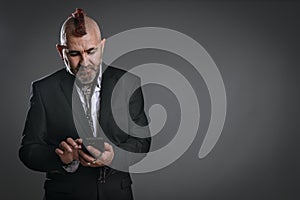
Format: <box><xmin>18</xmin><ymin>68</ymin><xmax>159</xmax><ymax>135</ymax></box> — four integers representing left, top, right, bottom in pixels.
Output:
<box><xmin>78</xmin><ymin>142</ymin><xmax>114</xmax><ymax>167</ymax></box>
<box><xmin>55</xmin><ymin>138</ymin><xmax>82</xmax><ymax>165</ymax></box>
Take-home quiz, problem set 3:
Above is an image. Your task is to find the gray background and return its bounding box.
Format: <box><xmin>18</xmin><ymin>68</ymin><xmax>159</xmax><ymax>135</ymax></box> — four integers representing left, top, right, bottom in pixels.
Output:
<box><xmin>0</xmin><ymin>0</ymin><xmax>299</xmax><ymax>199</ymax></box>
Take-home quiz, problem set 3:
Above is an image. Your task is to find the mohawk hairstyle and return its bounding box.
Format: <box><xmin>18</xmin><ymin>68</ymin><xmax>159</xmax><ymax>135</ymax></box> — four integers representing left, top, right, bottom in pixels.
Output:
<box><xmin>71</xmin><ymin>8</ymin><xmax>87</xmax><ymax>36</ymax></box>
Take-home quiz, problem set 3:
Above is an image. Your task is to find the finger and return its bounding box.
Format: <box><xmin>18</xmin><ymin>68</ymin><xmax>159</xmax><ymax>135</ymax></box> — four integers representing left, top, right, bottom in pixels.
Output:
<box><xmin>78</xmin><ymin>150</ymin><xmax>96</xmax><ymax>162</ymax></box>
<box><xmin>86</xmin><ymin>145</ymin><xmax>101</xmax><ymax>158</ymax></box>
<box><xmin>93</xmin><ymin>161</ymin><xmax>105</xmax><ymax>167</ymax></box>
<box><xmin>60</xmin><ymin>141</ymin><xmax>72</xmax><ymax>153</ymax></box>
<box><xmin>99</xmin><ymin>153</ymin><xmax>108</xmax><ymax>162</ymax></box>
<box><xmin>75</xmin><ymin>138</ymin><xmax>83</xmax><ymax>146</ymax></box>
<box><xmin>101</xmin><ymin>145</ymin><xmax>114</xmax><ymax>165</ymax></box>
<box><xmin>90</xmin><ymin>158</ymin><xmax>105</xmax><ymax>167</ymax></box>
<box><xmin>79</xmin><ymin>156</ymin><xmax>91</xmax><ymax>167</ymax></box>
<box><xmin>66</xmin><ymin>137</ymin><xmax>79</xmax><ymax>149</ymax></box>
<box><xmin>55</xmin><ymin>148</ymin><xmax>64</xmax><ymax>155</ymax></box>
<box><xmin>101</xmin><ymin>150</ymin><xmax>113</xmax><ymax>162</ymax></box>
<box><xmin>104</xmin><ymin>142</ymin><xmax>113</xmax><ymax>152</ymax></box>
<box><xmin>78</xmin><ymin>156</ymin><xmax>104</xmax><ymax>167</ymax></box>
<box><xmin>78</xmin><ymin>151</ymin><xmax>106</xmax><ymax>167</ymax></box>
<box><xmin>73</xmin><ymin>150</ymin><xmax>79</xmax><ymax>160</ymax></box>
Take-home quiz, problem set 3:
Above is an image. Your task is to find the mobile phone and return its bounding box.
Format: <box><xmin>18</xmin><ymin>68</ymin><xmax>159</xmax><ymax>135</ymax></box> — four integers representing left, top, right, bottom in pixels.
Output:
<box><xmin>82</xmin><ymin>137</ymin><xmax>104</xmax><ymax>158</ymax></box>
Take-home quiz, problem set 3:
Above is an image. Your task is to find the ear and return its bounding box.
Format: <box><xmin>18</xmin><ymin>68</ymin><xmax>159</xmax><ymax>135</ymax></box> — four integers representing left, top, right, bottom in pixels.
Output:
<box><xmin>56</xmin><ymin>44</ymin><xmax>64</xmax><ymax>59</ymax></box>
<box><xmin>100</xmin><ymin>38</ymin><xmax>106</xmax><ymax>53</ymax></box>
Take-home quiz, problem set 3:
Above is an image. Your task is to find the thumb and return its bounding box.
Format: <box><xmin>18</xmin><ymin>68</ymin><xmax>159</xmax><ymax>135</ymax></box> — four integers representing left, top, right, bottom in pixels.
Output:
<box><xmin>104</xmin><ymin>142</ymin><xmax>113</xmax><ymax>152</ymax></box>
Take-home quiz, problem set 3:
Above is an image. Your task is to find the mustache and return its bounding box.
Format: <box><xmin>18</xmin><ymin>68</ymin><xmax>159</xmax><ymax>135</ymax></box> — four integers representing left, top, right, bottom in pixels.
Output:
<box><xmin>75</xmin><ymin>65</ymin><xmax>97</xmax><ymax>72</ymax></box>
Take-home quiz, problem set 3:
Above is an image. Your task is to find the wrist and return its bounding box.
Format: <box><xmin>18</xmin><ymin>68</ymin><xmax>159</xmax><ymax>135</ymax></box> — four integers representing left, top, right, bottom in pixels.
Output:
<box><xmin>62</xmin><ymin>160</ymin><xmax>80</xmax><ymax>173</ymax></box>
<box><xmin>62</xmin><ymin>159</ymin><xmax>76</xmax><ymax>166</ymax></box>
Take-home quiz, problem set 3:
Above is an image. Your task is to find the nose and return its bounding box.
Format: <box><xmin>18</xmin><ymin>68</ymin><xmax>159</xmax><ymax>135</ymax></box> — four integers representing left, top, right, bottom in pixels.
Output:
<box><xmin>80</xmin><ymin>52</ymin><xmax>89</xmax><ymax>66</ymax></box>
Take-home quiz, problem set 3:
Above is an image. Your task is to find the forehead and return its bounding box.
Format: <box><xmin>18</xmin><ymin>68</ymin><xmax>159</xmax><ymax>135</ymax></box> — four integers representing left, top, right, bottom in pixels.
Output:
<box><xmin>66</xmin><ymin>32</ymin><xmax>100</xmax><ymax>49</ymax></box>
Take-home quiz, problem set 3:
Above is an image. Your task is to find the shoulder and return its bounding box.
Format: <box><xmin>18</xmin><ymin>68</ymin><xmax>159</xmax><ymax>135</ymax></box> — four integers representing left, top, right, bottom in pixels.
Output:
<box><xmin>32</xmin><ymin>68</ymin><xmax>72</xmax><ymax>88</ymax></box>
<box><xmin>103</xmin><ymin>66</ymin><xmax>140</xmax><ymax>83</ymax></box>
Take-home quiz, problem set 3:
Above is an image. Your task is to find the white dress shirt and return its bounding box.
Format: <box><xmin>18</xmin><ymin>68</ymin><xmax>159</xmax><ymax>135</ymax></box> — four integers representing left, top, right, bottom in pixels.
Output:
<box><xmin>63</xmin><ymin>65</ymin><xmax>102</xmax><ymax>172</ymax></box>
<box><xmin>75</xmin><ymin>69</ymin><xmax>102</xmax><ymax>137</ymax></box>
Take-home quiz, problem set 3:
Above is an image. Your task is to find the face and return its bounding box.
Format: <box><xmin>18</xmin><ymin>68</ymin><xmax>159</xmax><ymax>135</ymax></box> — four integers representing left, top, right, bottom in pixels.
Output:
<box><xmin>57</xmin><ymin>32</ymin><xmax>105</xmax><ymax>84</ymax></box>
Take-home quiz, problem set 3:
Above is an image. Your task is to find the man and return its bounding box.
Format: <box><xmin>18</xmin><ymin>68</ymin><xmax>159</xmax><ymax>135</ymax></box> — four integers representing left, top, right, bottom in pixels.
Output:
<box><xmin>19</xmin><ymin>8</ymin><xmax>151</xmax><ymax>200</ymax></box>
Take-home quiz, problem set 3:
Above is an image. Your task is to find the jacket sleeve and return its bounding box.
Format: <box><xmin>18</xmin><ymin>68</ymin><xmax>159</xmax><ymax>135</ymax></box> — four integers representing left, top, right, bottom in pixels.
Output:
<box><xmin>19</xmin><ymin>82</ymin><xmax>66</xmax><ymax>174</ymax></box>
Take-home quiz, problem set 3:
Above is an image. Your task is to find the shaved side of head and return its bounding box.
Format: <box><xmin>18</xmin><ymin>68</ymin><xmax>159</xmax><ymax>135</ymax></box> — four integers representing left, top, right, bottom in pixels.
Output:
<box><xmin>60</xmin><ymin>12</ymin><xmax>101</xmax><ymax>45</ymax></box>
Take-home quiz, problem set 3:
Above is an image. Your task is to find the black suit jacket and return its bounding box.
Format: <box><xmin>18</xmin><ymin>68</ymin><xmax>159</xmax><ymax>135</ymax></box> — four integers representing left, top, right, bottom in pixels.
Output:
<box><xmin>19</xmin><ymin>66</ymin><xmax>151</xmax><ymax>200</ymax></box>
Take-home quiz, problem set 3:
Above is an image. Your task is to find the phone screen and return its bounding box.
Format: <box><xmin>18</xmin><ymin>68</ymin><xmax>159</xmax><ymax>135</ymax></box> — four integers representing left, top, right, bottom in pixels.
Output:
<box><xmin>82</xmin><ymin>137</ymin><xmax>104</xmax><ymax>157</ymax></box>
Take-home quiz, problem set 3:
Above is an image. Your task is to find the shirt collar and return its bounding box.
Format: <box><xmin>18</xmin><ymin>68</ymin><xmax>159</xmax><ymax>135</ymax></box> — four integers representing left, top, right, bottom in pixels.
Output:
<box><xmin>96</xmin><ymin>65</ymin><xmax>102</xmax><ymax>90</ymax></box>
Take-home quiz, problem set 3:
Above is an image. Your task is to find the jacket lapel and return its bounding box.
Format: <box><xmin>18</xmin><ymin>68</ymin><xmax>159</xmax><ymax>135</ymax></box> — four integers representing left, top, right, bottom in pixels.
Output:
<box><xmin>59</xmin><ymin>72</ymin><xmax>74</xmax><ymax>109</ymax></box>
<box><xmin>58</xmin><ymin>67</ymin><xmax>117</xmax><ymax>139</ymax></box>
<box><xmin>99</xmin><ymin>66</ymin><xmax>114</xmax><ymax>131</ymax></box>
<box><xmin>59</xmin><ymin>72</ymin><xmax>93</xmax><ymax>138</ymax></box>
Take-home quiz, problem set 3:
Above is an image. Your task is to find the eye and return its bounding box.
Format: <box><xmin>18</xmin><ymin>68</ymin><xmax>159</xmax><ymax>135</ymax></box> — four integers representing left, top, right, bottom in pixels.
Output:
<box><xmin>68</xmin><ymin>51</ymin><xmax>81</xmax><ymax>57</ymax></box>
<box><xmin>86</xmin><ymin>48</ymin><xmax>97</xmax><ymax>55</ymax></box>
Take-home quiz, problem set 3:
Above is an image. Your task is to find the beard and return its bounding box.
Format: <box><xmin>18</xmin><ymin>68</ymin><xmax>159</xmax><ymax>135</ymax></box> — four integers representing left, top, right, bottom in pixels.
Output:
<box><xmin>76</xmin><ymin>65</ymin><xmax>99</xmax><ymax>85</ymax></box>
